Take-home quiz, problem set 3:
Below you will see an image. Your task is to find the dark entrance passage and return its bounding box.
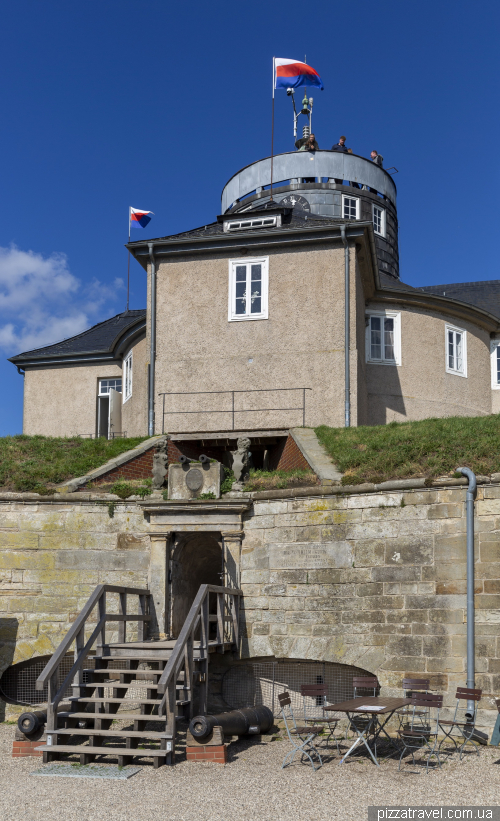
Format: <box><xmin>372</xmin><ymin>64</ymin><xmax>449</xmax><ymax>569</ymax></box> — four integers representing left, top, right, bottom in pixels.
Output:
<box><xmin>170</xmin><ymin>533</ymin><xmax>222</xmax><ymax>638</ymax></box>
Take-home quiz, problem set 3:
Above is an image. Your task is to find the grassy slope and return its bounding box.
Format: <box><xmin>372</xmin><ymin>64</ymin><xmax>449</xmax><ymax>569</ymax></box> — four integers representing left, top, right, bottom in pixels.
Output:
<box><xmin>315</xmin><ymin>415</ymin><xmax>500</xmax><ymax>485</ymax></box>
<box><xmin>0</xmin><ymin>435</ymin><xmax>148</xmax><ymax>491</ymax></box>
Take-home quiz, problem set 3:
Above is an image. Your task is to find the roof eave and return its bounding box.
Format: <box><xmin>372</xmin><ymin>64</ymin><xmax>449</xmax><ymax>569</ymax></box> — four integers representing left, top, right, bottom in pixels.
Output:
<box><xmin>373</xmin><ymin>287</ymin><xmax>500</xmax><ymax>332</ymax></box>
<box><xmin>126</xmin><ymin>221</ymin><xmax>380</xmax><ymax>278</ymax></box>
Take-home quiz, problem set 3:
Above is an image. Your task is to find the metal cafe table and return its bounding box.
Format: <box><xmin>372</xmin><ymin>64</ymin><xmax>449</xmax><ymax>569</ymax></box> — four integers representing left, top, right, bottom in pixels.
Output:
<box><xmin>325</xmin><ymin>696</ymin><xmax>411</xmax><ymax>766</ymax></box>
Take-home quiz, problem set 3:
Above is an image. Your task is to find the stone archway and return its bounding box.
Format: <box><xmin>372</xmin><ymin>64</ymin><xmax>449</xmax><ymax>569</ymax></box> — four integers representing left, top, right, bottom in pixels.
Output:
<box><xmin>170</xmin><ymin>533</ymin><xmax>223</xmax><ymax>637</ymax></box>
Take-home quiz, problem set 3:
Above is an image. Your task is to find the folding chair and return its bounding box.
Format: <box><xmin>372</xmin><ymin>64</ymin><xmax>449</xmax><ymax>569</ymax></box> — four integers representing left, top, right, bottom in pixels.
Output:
<box><xmin>438</xmin><ymin>687</ymin><xmax>482</xmax><ymax>760</ymax></box>
<box><xmin>347</xmin><ymin>677</ymin><xmax>380</xmax><ymax>743</ymax></box>
<box><xmin>278</xmin><ymin>692</ymin><xmax>323</xmax><ymax>771</ymax></box>
<box><xmin>398</xmin><ymin>693</ymin><xmax>444</xmax><ymax>772</ymax></box>
<box><xmin>300</xmin><ymin>684</ymin><xmax>342</xmax><ymax>754</ymax></box>
<box><xmin>396</xmin><ymin>677</ymin><xmax>431</xmax><ymax>730</ymax></box>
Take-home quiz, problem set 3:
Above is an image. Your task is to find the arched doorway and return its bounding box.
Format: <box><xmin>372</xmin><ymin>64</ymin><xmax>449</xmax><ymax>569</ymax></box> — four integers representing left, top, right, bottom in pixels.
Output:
<box><xmin>170</xmin><ymin>533</ymin><xmax>223</xmax><ymax>637</ymax></box>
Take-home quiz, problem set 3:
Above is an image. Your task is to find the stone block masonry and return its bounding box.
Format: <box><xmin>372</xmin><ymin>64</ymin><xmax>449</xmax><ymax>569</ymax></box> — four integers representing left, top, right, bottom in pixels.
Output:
<box><xmin>240</xmin><ymin>485</ymin><xmax>500</xmax><ymax>732</ymax></box>
<box><xmin>0</xmin><ymin>481</ymin><xmax>499</xmax><ymax>733</ymax></box>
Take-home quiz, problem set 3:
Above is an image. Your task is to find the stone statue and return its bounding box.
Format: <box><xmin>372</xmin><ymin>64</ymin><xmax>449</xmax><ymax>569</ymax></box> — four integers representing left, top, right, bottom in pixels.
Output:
<box><xmin>152</xmin><ymin>440</ymin><xmax>168</xmax><ymax>490</ymax></box>
<box><xmin>230</xmin><ymin>437</ymin><xmax>251</xmax><ymax>489</ymax></box>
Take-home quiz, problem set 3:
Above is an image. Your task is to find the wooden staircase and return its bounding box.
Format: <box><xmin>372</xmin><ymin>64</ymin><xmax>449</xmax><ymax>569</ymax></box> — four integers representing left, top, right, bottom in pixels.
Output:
<box><xmin>35</xmin><ymin>584</ymin><xmax>241</xmax><ymax>767</ymax></box>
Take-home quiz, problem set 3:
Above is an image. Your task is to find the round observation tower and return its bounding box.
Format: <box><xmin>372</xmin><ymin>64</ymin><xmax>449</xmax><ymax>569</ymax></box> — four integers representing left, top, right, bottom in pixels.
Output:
<box><xmin>221</xmin><ymin>150</ymin><xmax>399</xmax><ymax>279</ymax></box>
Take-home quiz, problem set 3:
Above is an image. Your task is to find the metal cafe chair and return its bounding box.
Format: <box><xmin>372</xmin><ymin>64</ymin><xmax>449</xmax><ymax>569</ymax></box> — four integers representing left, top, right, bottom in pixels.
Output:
<box><xmin>347</xmin><ymin>677</ymin><xmax>380</xmax><ymax>743</ymax></box>
<box><xmin>396</xmin><ymin>677</ymin><xmax>431</xmax><ymax>730</ymax></box>
<box><xmin>438</xmin><ymin>687</ymin><xmax>482</xmax><ymax>760</ymax></box>
<box><xmin>278</xmin><ymin>692</ymin><xmax>323</xmax><ymax>771</ymax></box>
<box><xmin>397</xmin><ymin>693</ymin><xmax>444</xmax><ymax>772</ymax></box>
<box><xmin>300</xmin><ymin>683</ymin><xmax>342</xmax><ymax>754</ymax></box>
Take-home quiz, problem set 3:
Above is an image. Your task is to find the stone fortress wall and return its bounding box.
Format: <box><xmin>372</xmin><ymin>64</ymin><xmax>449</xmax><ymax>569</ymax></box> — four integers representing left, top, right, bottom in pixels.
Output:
<box><xmin>0</xmin><ymin>481</ymin><xmax>498</xmax><ymax>730</ymax></box>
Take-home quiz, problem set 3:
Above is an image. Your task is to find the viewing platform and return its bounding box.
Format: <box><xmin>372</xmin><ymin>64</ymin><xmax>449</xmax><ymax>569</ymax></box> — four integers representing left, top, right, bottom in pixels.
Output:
<box><xmin>221</xmin><ymin>150</ymin><xmax>397</xmax><ymax>213</ymax></box>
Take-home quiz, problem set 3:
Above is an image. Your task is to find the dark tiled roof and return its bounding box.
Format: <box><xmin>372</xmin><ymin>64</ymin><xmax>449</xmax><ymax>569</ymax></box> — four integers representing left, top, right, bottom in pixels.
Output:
<box><xmin>378</xmin><ymin>272</ymin><xmax>417</xmax><ymax>292</ymax></box>
<box><xmin>9</xmin><ymin>310</ymin><xmax>146</xmax><ymax>363</ymax></box>
<box><xmin>129</xmin><ymin>208</ymin><xmax>361</xmax><ymax>244</ymax></box>
<box><xmin>419</xmin><ymin>281</ymin><xmax>500</xmax><ymax>319</ymax></box>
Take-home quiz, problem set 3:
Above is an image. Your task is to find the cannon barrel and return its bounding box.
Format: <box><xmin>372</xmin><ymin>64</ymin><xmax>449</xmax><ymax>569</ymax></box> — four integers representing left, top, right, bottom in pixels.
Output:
<box><xmin>18</xmin><ymin>710</ymin><xmax>47</xmax><ymax>736</ymax></box>
<box><xmin>189</xmin><ymin>705</ymin><xmax>273</xmax><ymax>740</ymax></box>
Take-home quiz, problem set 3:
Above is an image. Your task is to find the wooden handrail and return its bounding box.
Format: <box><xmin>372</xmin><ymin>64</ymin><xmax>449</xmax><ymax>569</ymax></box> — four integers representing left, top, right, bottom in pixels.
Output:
<box><xmin>157</xmin><ymin>584</ymin><xmax>242</xmax><ymax>703</ymax></box>
<box><xmin>36</xmin><ymin>584</ymin><xmax>150</xmax><ymax>689</ymax></box>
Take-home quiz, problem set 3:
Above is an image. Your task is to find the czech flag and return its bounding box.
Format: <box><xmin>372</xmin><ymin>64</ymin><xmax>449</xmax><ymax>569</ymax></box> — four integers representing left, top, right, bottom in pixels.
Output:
<box><xmin>130</xmin><ymin>207</ymin><xmax>154</xmax><ymax>229</ymax></box>
<box><xmin>274</xmin><ymin>58</ymin><xmax>324</xmax><ymax>91</ymax></box>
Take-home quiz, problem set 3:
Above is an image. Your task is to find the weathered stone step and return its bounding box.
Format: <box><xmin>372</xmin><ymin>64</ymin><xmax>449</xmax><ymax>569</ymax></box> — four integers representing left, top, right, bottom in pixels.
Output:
<box><xmin>36</xmin><ymin>744</ymin><xmax>168</xmax><ymax>757</ymax></box>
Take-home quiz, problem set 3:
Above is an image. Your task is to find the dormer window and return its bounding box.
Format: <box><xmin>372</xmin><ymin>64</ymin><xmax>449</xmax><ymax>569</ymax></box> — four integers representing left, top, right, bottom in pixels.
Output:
<box><xmin>223</xmin><ymin>216</ymin><xmax>280</xmax><ymax>232</ymax></box>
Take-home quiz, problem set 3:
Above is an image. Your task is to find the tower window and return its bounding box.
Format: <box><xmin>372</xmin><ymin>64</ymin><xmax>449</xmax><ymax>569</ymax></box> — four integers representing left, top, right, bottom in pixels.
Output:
<box><xmin>228</xmin><ymin>257</ymin><xmax>268</xmax><ymax>321</ymax></box>
<box><xmin>366</xmin><ymin>311</ymin><xmax>401</xmax><ymax>365</ymax></box>
<box><xmin>342</xmin><ymin>196</ymin><xmax>359</xmax><ymax>220</ymax></box>
<box><xmin>124</xmin><ymin>352</ymin><xmax>133</xmax><ymax>400</ymax></box>
<box><xmin>372</xmin><ymin>204</ymin><xmax>386</xmax><ymax>237</ymax></box>
<box><xmin>446</xmin><ymin>325</ymin><xmax>467</xmax><ymax>377</ymax></box>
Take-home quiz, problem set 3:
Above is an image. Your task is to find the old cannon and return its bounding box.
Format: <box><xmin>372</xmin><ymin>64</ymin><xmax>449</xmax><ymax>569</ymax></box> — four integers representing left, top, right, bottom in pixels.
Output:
<box><xmin>18</xmin><ymin>710</ymin><xmax>47</xmax><ymax>736</ymax></box>
<box><xmin>189</xmin><ymin>705</ymin><xmax>273</xmax><ymax>740</ymax></box>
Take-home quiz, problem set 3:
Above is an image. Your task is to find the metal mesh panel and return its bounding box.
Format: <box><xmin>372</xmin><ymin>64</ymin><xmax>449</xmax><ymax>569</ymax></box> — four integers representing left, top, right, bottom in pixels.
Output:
<box><xmin>0</xmin><ymin>655</ymin><xmax>134</xmax><ymax>706</ymax></box>
<box><xmin>222</xmin><ymin>660</ymin><xmax>372</xmax><ymax>718</ymax></box>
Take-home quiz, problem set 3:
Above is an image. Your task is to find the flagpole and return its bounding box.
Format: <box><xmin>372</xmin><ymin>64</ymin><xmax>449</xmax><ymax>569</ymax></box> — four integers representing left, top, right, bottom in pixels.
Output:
<box><xmin>126</xmin><ymin>207</ymin><xmax>131</xmax><ymax>312</ymax></box>
<box><xmin>270</xmin><ymin>57</ymin><xmax>275</xmax><ymax>202</ymax></box>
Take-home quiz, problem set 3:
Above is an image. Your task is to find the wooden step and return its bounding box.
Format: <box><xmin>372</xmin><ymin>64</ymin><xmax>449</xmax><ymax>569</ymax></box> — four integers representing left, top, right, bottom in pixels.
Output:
<box><xmin>107</xmin><ymin>641</ymin><xmax>178</xmax><ymax>649</ymax></box>
<box><xmin>86</xmin><ymin>669</ymin><xmax>163</xmax><ymax>678</ymax></box>
<box><xmin>69</xmin><ymin>697</ymin><xmax>161</xmax><ymax>705</ymax></box>
<box><xmin>58</xmin><ymin>712</ymin><xmax>166</xmax><ymax>722</ymax></box>
<box><xmin>79</xmin><ymin>681</ymin><xmax>160</xmax><ymax>690</ymax></box>
<box><xmin>36</xmin><ymin>744</ymin><xmax>168</xmax><ymax>757</ymax></box>
<box><xmin>49</xmin><ymin>728</ymin><xmax>168</xmax><ymax>739</ymax></box>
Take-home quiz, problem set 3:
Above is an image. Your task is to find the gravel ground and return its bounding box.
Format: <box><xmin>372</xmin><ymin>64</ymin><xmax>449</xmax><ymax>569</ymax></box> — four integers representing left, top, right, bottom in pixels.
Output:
<box><xmin>1</xmin><ymin>723</ymin><xmax>499</xmax><ymax>821</ymax></box>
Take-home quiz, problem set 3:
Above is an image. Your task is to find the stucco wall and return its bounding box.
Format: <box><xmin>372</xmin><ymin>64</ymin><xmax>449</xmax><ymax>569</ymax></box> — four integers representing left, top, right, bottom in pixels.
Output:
<box><xmin>153</xmin><ymin>242</ymin><xmax>363</xmax><ymax>434</ymax></box>
<box><xmin>366</xmin><ymin>302</ymin><xmax>492</xmax><ymax>424</ymax></box>
<box><xmin>121</xmin><ymin>336</ymin><xmax>148</xmax><ymax>437</ymax></box>
<box><xmin>23</xmin><ymin>363</ymin><xmax>122</xmax><ymax>437</ymax></box>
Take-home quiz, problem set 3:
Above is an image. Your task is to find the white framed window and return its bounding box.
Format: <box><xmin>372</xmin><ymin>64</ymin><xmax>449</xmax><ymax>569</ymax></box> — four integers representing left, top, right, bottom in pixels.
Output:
<box><xmin>445</xmin><ymin>325</ymin><xmax>467</xmax><ymax>377</ymax></box>
<box><xmin>342</xmin><ymin>195</ymin><xmax>359</xmax><ymax>220</ymax></box>
<box><xmin>491</xmin><ymin>341</ymin><xmax>500</xmax><ymax>389</ymax></box>
<box><xmin>98</xmin><ymin>378</ymin><xmax>122</xmax><ymax>396</ymax></box>
<box><xmin>123</xmin><ymin>352</ymin><xmax>133</xmax><ymax>400</ymax></box>
<box><xmin>372</xmin><ymin>204</ymin><xmax>386</xmax><ymax>237</ymax></box>
<box><xmin>228</xmin><ymin>257</ymin><xmax>268</xmax><ymax>321</ymax></box>
<box><xmin>366</xmin><ymin>311</ymin><xmax>401</xmax><ymax>365</ymax></box>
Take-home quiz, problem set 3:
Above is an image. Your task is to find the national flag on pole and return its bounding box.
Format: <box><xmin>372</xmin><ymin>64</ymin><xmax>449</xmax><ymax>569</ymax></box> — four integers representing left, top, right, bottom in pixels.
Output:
<box><xmin>129</xmin><ymin>207</ymin><xmax>154</xmax><ymax>229</ymax></box>
<box><xmin>274</xmin><ymin>58</ymin><xmax>324</xmax><ymax>91</ymax></box>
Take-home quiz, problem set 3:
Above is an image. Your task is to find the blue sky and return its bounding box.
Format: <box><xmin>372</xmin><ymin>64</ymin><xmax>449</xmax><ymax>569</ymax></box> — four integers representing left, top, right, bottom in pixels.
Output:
<box><xmin>1</xmin><ymin>0</ymin><xmax>498</xmax><ymax>435</ymax></box>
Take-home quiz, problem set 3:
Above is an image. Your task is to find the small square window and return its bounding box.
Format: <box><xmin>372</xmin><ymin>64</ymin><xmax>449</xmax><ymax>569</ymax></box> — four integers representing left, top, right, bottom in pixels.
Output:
<box><xmin>445</xmin><ymin>325</ymin><xmax>467</xmax><ymax>377</ymax></box>
<box><xmin>366</xmin><ymin>312</ymin><xmax>401</xmax><ymax>365</ymax></box>
<box><xmin>123</xmin><ymin>353</ymin><xmax>133</xmax><ymax>400</ymax></box>
<box><xmin>342</xmin><ymin>196</ymin><xmax>359</xmax><ymax>220</ymax></box>
<box><xmin>228</xmin><ymin>257</ymin><xmax>268</xmax><ymax>321</ymax></box>
<box><xmin>372</xmin><ymin>204</ymin><xmax>386</xmax><ymax>237</ymax></box>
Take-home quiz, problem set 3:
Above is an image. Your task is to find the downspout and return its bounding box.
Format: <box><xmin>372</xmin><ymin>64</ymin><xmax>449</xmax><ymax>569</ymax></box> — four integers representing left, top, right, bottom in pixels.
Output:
<box><xmin>148</xmin><ymin>243</ymin><xmax>156</xmax><ymax>437</ymax></box>
<box><xmin>458</xmin><ymin>466</ymin><xmax>477</xmax><ymax>718</ymax></box>
<box><xmin>340</xmin><ymin>225</ymin><xmax>350</xmax><ymax>427</ymax></box>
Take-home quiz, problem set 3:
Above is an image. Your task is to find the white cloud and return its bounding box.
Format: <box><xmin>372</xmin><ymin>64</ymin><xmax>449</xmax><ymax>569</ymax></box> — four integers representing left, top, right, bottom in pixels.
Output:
<box><xmin>0</xmin><ymin>245</ymin><xmax>124</xmax><ymax>354</ymax></box>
